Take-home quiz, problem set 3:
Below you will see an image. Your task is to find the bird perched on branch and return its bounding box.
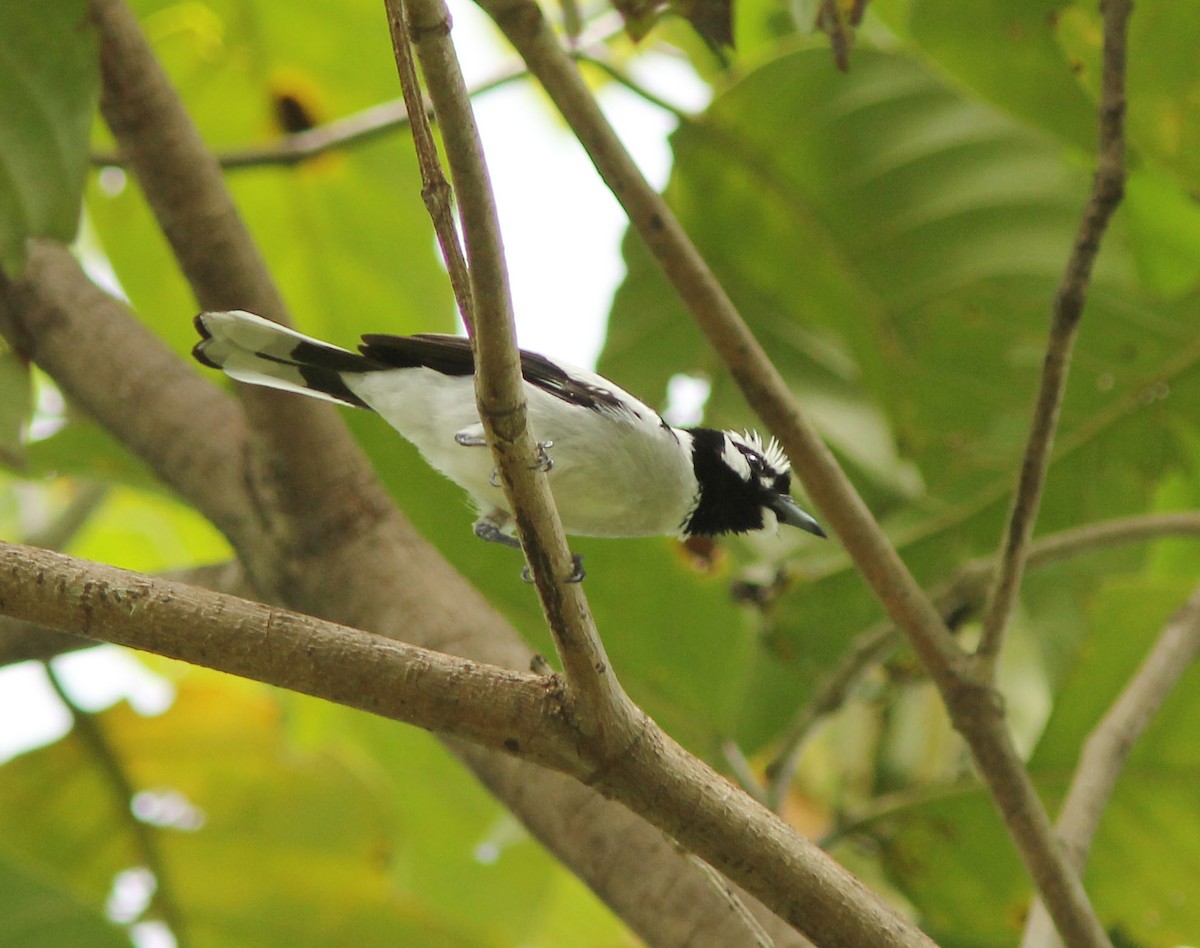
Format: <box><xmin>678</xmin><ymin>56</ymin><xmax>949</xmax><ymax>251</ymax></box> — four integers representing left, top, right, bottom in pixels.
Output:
<box><xmin>193</xmin><ymin>310</ymin><xmax>825</xmax><ymax>576</ymax></box>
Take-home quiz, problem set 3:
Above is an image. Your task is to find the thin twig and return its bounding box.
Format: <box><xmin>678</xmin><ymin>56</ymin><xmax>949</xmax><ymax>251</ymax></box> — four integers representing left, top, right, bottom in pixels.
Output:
<box><xmin>91</xmin><ymin>66</ymin><xmax>528</xmax><ymax>171</ymax></box>
<box><xmin>44</xmin><ymin>664</ymin><xmax>189</xmax><ymax>945</ymax></box>
<box><xmin>687</xmin><ymin>854</ymin><xmax>779</xmax><ymax>948</ymax></box>
<box><xmin>721</xmin><ymin>739</ymin><xmax>770</xmax><ymax>805</ymax></box>
<box><xmin>474</xmin><ymin>2</ymin><xmax>1110</xmax><ymax>941</ymax></box>
<box><xmin>384</xmin><ymin>3</ymin><xmax>476</xmax><ymax>331</ymax></box>
<box><xmin>387</xmin><ymin>0</ymin><xmax>638</xmax><ymax>746</ymax></box>
<box><xmin>1021</xmin><ymin>581</ymin><xmax>1200</xmax><ymax>948</ymax></box>
<box><xmin>975</xmin><ymin>0</ymin><xmax>1132</xmax><ymax>673</ymax></box>
<box><xmin>765</xmin><ymin>511</ymin><xmax>1200</xmax><ymax>810</ymax></box>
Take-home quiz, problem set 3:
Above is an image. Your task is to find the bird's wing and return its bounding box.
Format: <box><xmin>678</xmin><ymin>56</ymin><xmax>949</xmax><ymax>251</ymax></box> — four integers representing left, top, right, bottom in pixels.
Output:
<box><xmin>359</xmin><ymin>333</ymin><xmax>639</xmax><ymax>418</ymax></box>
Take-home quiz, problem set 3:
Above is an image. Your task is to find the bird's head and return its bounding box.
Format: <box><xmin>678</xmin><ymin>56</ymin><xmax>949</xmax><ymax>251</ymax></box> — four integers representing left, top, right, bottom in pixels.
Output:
<box><xmin>682</xmin><ymin>428</ymin><xmax>825</xmax><ymax>539</ymax></box>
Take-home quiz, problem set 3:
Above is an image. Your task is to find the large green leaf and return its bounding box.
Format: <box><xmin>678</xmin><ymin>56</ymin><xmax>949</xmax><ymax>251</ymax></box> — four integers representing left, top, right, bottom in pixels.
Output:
<box><xmin>0</xmin><ymin>0</ymin><xmax>99</xmax><ymax>273</ymax></box>
<box><xmin>602</xmin><ymin>47</ymin><xmax>1200</xmax><ymax>750</ymax></box>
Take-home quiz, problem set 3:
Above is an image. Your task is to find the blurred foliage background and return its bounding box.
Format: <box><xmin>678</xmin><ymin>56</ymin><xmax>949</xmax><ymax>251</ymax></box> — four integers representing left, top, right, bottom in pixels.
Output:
<box><xmin>2</xmin><ymin>0</ymin><xmax>1199</xmax><ymax>944</ymax></box>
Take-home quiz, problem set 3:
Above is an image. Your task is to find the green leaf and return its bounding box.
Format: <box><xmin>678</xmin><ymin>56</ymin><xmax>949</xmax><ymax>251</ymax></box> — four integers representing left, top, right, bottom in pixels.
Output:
<box><xmin>602</xmin><ymin>46</ymin><xmax>1200</xmax><ymax>748</ymax></box>
<box><xmin>0</xmin><ymin>856</ymin><xmax>130</xmax><ymax>948</ymax></box>
<box><xmin>0</xmin><ymin>0</ymin><xmax>99</xmax><ymax>274</ymax></box>
<box><xmin>0</xmin><ymin>677</ymin><xmax>513</xmax><ymax>946</ymax></box>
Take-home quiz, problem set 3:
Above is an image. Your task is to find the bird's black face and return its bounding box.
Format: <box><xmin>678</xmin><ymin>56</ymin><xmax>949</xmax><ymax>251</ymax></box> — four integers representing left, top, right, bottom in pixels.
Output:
<box><xmin>682</xmin><ymin>429</ymin><xmax>825</xmax><ymax>539</ymax></box>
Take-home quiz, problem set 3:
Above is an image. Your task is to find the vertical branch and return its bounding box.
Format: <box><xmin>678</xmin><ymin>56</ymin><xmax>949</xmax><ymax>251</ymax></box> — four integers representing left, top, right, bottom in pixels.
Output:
<box><xmin>384</xmin><ymin>7</ymin><xmax>476</xmax><ymax>331</ymax></box>
<box><xmin>975</xmin><ymin>0</ymin><xmax>1132</xmax><ymax>670</ymax></box>
<box><xmin>381</xmin><ymin>0</ymin><xmax>639</xmax><ymax>748</ymax></box>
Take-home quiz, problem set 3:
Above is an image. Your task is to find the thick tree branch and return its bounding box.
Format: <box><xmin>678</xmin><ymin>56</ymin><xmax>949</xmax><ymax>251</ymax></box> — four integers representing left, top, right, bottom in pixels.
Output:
<box><xmin>0</xmin><ymin>539</ymin><xmax>930</xmax><ymax>947</ymax></box>
<box><xmin>0</xmin><ymin>243</ymin><xmax>262</xmax><ymax>558</ymax></box>
<box><xmin>0</xmin><ymin>560</ymin><xmax>250</xmax><ymax>667</ymax></box>
<box><xmin>473</xmin><ymin>1</ymin><xmax>1109</xmax><ymax>943</ymax></box>
<box><xmin>1021</xmin><ymin>581</ymin><xmax>1200</xmax><ymax>948</ymax></box>
<box><xmin>0</xmin><ymin>542</ymin><xmax>579</xmax><ymax>771</ymax></box>
<box><xmin>393</xmin><ymin>0</ymin><xmax>640</xmax><ymax>751</ymax></box>
<box><xmin>89</xmin><ymin>0</ymin><xmax>398</xmax><ymax>595</ymax></box>
<box><xmin>976</xmin><ymin>0</ymin><xmax>1131</xmax><ymax>670</ymax></box>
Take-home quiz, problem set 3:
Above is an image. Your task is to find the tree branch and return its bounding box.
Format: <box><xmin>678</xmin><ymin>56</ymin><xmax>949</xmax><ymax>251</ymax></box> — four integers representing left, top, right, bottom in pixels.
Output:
<box><xmin>472</xmin><ymin>1</ymin><xmax>1110</xmax><ymax>942</ymax></box>
<box><xmin>91</xmin><ymin>66</ymin><xmax>528</xmax><ymax>171</ymax></box>
<box><xmin>0</xmin><ymin>560</ymin><xmax>250</xmax><ymax>667</ymax></box>
<box><xmin>384</xmin><ymin>3</ymin><xmax>475</xmax><ymax>330</ymax></box>
<box><xmin>0</xmin><ymin>243</ymin><xmax>263</xmax><ymax>559</ymax></box>
<box><xmin>1021</xmin><ymin>581</ymin><xmax>1200</xmax><ymax>948</ymax></box>
<box><xmin>976</xmin><ymin>0</ymin><xmax>1131</xmax><ymax>671</ymax></box>
<box><xmin>0</xmin><ymin>541</ymin><xmax>579</xmax><ymax>772</ymax></box>
<box><xmin>89</xmin><ymin>0</ymin><xmax>399</xmax><ymax>597</ymax></box>
<box><xmin>0</xmin><ymin>538</ymin><xmax>932</xmax><ymax>946</ymax></box>
<box><xmin>392</xmin><ymin>0</ymin><xmax>640</xmax><ymax>750</ymax></box>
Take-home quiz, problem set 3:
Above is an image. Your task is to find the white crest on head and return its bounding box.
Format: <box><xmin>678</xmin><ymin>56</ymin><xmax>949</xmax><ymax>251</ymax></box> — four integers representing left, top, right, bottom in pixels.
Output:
<box><xmin>720</xmin><ymin>435</ymin><xmax>753</xmax><ymax>480</ymax></box>
<box><xmin>726</xmin><ymin>429</ymin><xmax>791</xmax><ymax>475</ymax></box>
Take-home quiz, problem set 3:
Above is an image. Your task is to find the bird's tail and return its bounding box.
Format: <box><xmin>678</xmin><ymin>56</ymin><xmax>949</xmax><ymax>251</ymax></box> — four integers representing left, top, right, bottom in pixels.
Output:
<box><xmin>193</xmin><ymin>310</ymin><xmax>374</xmax><ymax>408</ymax></box>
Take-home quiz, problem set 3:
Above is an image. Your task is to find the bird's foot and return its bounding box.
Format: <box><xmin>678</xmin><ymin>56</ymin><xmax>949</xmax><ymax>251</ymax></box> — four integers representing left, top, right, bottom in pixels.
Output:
<box><xmin>531</xmin><ymin>440</ymin><xmax>554</xmax><ymax>473</ymax></box>
<box><xmin>521</xmin><ymin>553</ymin><xmax>585</xmax><ymax>585</ymax></box>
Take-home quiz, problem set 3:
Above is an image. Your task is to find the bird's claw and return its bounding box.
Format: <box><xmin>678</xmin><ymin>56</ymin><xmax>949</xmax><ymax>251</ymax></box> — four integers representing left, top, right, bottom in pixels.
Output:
<box><xmin>521</xmin><ymin>553</ymin><xmax>585</xmax><ymax>584</ymax></box>
<box><xmin>532</xmin><ymin>440</ymin><xmax>554</xmax><ymax>473</ymax></box>
<box><xmin>488</xmin><ymin>440</ymin><xmax>554</xmax><ymax>486</ymax></box>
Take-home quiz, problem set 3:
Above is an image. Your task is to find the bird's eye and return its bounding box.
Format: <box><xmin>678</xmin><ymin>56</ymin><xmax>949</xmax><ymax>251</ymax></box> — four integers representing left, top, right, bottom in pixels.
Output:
<box><xmin>745</xmin><ymin>451</ymin><xmax>766</xmax><ymax>475</ymax></box>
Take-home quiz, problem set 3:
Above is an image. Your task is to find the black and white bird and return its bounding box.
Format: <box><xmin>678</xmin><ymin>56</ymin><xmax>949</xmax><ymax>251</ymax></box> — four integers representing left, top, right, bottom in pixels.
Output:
<box><xmin>193</xmin><ymin>310</ymin><xmax>825</xmax><ymax>566</ymax></box>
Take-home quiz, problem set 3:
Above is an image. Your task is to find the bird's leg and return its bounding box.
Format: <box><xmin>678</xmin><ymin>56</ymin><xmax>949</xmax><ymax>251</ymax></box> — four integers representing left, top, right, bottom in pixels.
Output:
<box><xmin>473</xmin><ymin>516</ymin><xmax>522</xmax><ymax>549</ymax></box>
<box><xmin>474</xmin><ymin>513</ymin><xmax>585</xmax><ymax>584</ymax></box>
<box><xmin>457</xmin><ymin>431</ymin><xmax>554</xmax><ymax>482</ymax></box>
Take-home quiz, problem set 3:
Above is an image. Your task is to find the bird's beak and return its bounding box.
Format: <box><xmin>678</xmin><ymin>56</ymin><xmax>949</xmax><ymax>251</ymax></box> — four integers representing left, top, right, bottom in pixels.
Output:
<box><xmin>769</xmin><ymin>495</ymin><xmax>826</xmax><ymax>538</ymax></box>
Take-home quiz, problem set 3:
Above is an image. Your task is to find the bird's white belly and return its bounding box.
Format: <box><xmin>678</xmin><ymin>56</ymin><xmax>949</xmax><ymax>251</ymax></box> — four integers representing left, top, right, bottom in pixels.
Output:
<box><xmin>348</xmin><ymin>368</ymin><xmax>695</xmax><ymax>538</ymax></box>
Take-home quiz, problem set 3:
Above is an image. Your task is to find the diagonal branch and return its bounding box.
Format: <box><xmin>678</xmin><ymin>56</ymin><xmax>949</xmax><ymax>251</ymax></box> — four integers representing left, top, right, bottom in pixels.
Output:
<box><xmin>765</xmin><ymin>511</ymin><xmax>1200</xmax><ymax>809</ymax></box>
<box><xmin>975</xmin><ymin>0</ymin><xmax>1132</xmax><ymax>671</ymax></box>
<box><xmin>389</xmin><ymin>0</ymin><xmax>640</xmax><ymax>750</ymax></box>
<box><xmin>1021</xmin><ymin>581</ymin><xmax>1200</xmax><ymax>948</ymax></box>
<box><xmin>472</xmin><ymin>1</ymin><xmax>1110</xmax><ymax>943</ymax></box>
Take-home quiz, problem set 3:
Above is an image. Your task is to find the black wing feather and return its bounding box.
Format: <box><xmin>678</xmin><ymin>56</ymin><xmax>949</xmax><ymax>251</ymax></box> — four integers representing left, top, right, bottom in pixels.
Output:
<box><xmin>359</xmin><ymin>333</ymin><xmax>629</xmax><ymax>415</ymax></box>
